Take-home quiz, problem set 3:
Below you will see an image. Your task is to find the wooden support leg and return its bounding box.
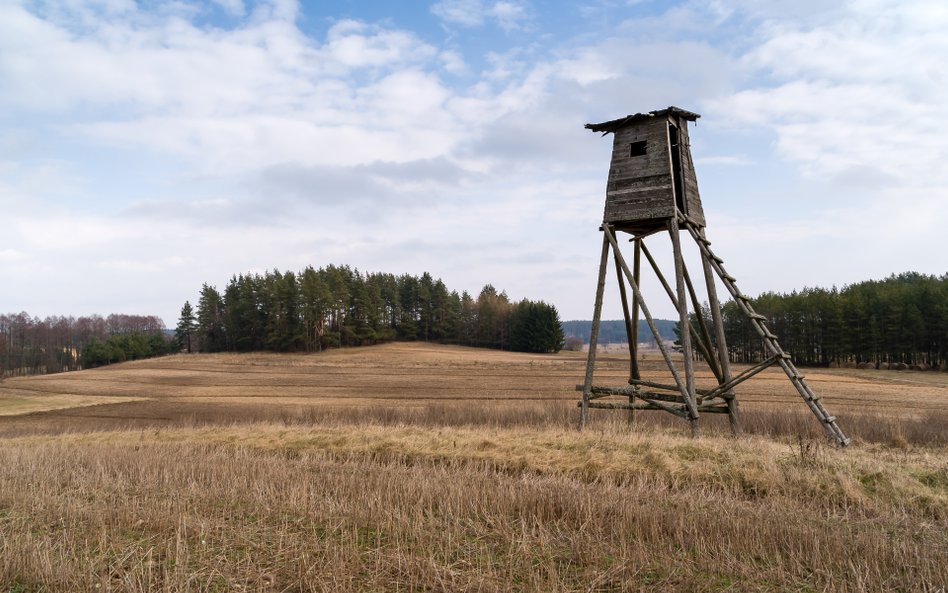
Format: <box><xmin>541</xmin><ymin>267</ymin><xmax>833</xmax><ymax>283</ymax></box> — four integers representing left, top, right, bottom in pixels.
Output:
<box><xmin>614</xmin><ymin>251</ymin><xmax>635</xmax><ymax>381</ymax></box>
<box><xmin>613</xmin><ymin>250</ymin><xmax>637</xmax><ymax>426</ymax></box>
<box><xmin>682</xmin><ymin>260</ymin><xmax>723</xmax><ymax>382</ymax></box>
<box><xmin>668</xmin><ymin>216</ymin><xmax>699</xmax><ymax>438</ymax></box>
<box><xmin>630</xmin><ymin>239</ymin><xmax>642</xmax><ymax>424</ymax></box>
<box><xmin>581</xmin><ymin>230</ymin><xmax>611</xmax><ymax>430</ymax></box>
<box><xmin>698</xmin><ymin>227</ymin><xmax>741</xmax><ymax>436</ymax></box>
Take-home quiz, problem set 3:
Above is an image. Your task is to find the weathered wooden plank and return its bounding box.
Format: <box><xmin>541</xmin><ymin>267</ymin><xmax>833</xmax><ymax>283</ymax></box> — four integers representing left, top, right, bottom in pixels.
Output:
<box><xmin>607</xmin><ymin>178</ymin><xmax>673</xmax><ymax>193</ymax></box>
<box><xmin>699</xmin><ymin>228</ymin><xmax>739</xmax><ymax>435</ymax></box>
<box><xmin>630</xmin><ymin>239</ymin><xmax>642</xmax><ymax>403</ymax></box>
<box><xmin>607</xmin><ymin>188</ymin><xmax>673</xmax><ymax>203</ymax></box>
<box><xmin>604</xmin><ymin>201</ymin><xmax>674</xmax><ymax>221</ymax></box>
<box><xmin>579</xmin><ymin>232</ymin><xmax>611</xmax><ymax>430</ymax></box>
<box><xmin>608</xmin><ymin>170</ymin><xmax>671</xmax><ymax>183</ymax></box>
<box><xmin>581</xmin><ymin>401</ymin><xmax>686</xmax><ymax>416</ymax></box>
<box><xmin>607</xmin><ymin>204</ymin><xmax>671</xmax><ymax>220</ymax></box>
<box><xmin>580</xmin><ymin>401</ymin><xmax>729</xmax><ymax>414</ymax></box>
<box><xmin>697</xmin><ymin>405</ymin><xmax>730</xmax><ymax>414</ymax></box>
<box><xmin>629</xmin><ymin>378</ymin><xmax>714</xmax><ymax>396</ymax></box>
<box><xmin>613</xmin><ymin>250</ymin><xmax>636</xmax><ymax>389</ymax></box>
<box><xmin>668</xmin><ymin>216</ymin><xmax>700</xmax><ymax>438</ymax></box>
<box><xmin>605</xmin><ymin>196</ymin><xmax>672</xmax><ymax>213</ymax></box>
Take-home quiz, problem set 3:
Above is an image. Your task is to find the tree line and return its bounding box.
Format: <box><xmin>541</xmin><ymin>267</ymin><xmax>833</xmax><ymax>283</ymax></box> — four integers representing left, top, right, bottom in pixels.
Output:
<box><xmin>177</xmin><ymin>265</ymin><xmax>564</xmax><ymax>355</ymax></box>
<box><xmin>691</xmin><ymin>272</ymin><xmax>948</xmax><ymax>369</ymax></box>
<box><xmin>0</xmin><ymin>313</ymin><xmax>173</xmax><ymax>377</ymax></box>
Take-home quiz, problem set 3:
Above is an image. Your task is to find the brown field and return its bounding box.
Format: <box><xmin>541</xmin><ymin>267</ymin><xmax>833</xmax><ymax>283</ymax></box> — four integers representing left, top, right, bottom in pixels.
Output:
<box><xmin>1</xmin><ymin>343</ymin><xmax>947</xmax><ymax>592</ymax></box>
<box><xmin>2</xmin><ymin>343</ymin><xmax>946</xmax><ymax>442</ymax></box>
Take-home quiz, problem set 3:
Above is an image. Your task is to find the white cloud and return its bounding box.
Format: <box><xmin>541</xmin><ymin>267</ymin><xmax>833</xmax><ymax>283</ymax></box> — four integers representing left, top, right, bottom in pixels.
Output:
<box><xmin>0</xmin><ymin>249</ymin><xmax>26</xmax><ymax>262</ymax></box>
<box><xmin>432</xmin><ymin>0</ymin><xmax>485</xmax><ymax>27</ymax></box>
<box><xmin>323</xmin><ymin>20</ymin><xmax>436</xmax><ymax>69</ymax></box>
<box><xmin>431</xmin><ymin>0</ymin><xmax>529</xmax><ymax>31</ymax></box>
<box><xmin>2</xmin><ymin>0</ymin><xmax>946</xmax><ymax>326</ymax></box>
<box><xmin>0</xmin><ymin>3</ymin><xmax>317</xmax><ymax>114</ymax></box>
<box><xmin>15</xmin><ymin>216</ymin><xmax>140</xmax><ymax>251</ymax></box>
<box><xmin>711</xmin><ymin>0</ymin><xmax>948</xmax><ymax>186</ymax></box>
<box><xmin>212</xmin><ymin>0</ymin><xmax>246</xmax><ymax>17</ymax></box>
<box><xmin>695</xmin><ymin>155</ymin><xmax>753</xmax><ymax>166</ymax></box>
<box><xmin>489</xmin><ymin>1</ymin><xmax>528</xmax><ymax>31</ymax></box>
<box><xmin>439</xmin><ymin>49</ymin><xmax>468</xmax><ymax>74</ymax></box>
<box><xmin>0</xmin><ymin>4</ymin><xmax>461</xmax><ymax>176</ymax></box>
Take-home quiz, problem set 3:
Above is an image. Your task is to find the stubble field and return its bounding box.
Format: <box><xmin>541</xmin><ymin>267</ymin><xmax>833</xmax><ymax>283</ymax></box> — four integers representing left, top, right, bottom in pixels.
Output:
<box><xmin>0</xmin><ymin>343</ymin><xmax>946</xmax><ymax>592</ymax></box>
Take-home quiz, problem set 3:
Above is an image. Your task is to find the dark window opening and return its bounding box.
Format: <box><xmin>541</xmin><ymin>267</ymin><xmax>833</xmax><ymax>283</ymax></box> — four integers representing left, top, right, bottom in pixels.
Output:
<box><xmin>629</xmin><ymin>140</ymin><xmax>647</xmax><ymax>156</ymax></box>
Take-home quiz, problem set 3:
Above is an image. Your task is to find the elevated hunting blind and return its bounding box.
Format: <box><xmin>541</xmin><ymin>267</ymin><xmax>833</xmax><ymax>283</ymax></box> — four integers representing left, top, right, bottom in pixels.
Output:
<box><xmin>589</xmin><ymin>106</ymin><xmax>705</xmax><ymax>233</ymax></box>
<box><xmin>578</xmin><ymin>106</ymin><xmax>850</xmax><ymax>447</ymax></box>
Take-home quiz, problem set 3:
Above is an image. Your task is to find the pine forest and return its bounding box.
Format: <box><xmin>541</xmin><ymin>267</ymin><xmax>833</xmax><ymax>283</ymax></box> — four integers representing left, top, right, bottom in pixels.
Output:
<box><xmin>178</xmin><ymin>265</ymin><xmax>565</xmax><ymax>357</ymax></box>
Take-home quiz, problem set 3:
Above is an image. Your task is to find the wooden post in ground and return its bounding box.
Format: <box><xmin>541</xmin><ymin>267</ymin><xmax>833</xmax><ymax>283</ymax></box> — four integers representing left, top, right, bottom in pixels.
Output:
<box><xmin>581</xmin><ymin>230</ymin><xmax>611</xmax><ymax>430</ymax></box>
<box><xmin>699</xmin><ymin>227</ymin><xmax>740</xmax><ymax>435</ymax></box>
<box><xmin>629</xmin><ymin>239</ymin><xmax>642</xmax><ymax>424</ymax></box>
<box><xmin>613</xmin><ymin>250</ymin><xmax>637</xmax><ymax>425</ymax></box>
<box><xmin>668</xmin><ymin>215</ymin><xmax>699</xmax><ymax>437</ymax></box>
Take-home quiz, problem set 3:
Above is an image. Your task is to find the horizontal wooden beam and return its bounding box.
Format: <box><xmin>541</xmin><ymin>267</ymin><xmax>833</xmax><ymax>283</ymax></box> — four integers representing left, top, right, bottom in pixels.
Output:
<box><xmin>703</xmin><ymin>356</ymin><xmax>780</xmax><ymax>399</ymax></box>
<box><xmin>576</xmin><ymin>384</ymin><xmax>686</xmax><ymax>404</ymax></box>
<box><xmin>579</xmin><ymin>399</ymin><xmax>689</xmax><ymax>418</ymax></box>
<box><xmin>578</xmin><ymin>401</ymin><xmax>730</xmax><ymax>415</ymax></box>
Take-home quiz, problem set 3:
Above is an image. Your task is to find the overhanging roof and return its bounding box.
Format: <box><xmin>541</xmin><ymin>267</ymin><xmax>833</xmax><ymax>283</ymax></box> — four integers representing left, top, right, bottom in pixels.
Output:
<box><xmin>585</xmin><ymin>106</ymin><xmax>700</xmax><ymax>134</ymax></box>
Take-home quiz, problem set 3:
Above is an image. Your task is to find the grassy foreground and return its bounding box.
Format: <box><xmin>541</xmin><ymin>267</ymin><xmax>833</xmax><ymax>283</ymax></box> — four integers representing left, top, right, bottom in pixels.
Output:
<box><xmin>1</xmin><ymin>421</ymin><xmax>946</xmax><ymax>592</ymax></box>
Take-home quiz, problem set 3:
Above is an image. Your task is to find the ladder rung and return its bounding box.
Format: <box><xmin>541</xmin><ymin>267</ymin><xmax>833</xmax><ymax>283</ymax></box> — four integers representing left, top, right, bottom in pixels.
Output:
<box><xmin>737</xmin><ymin>294</ymin><xmax>752</xmax><ymax>301</ymax></box>
<box><xmin>722</xmin><ymin>274</ymin><xmax>736</xmax><ymax>282</ymax></box>
<box><xmin>710</xmin><ymin>254</ymin><xmax>724</xmax><ymax>264</ymax></box>
<box><xmin>749</xmin><ymin>313</ymin><xmax>766</xmax><ymax>320</ymax></box>
<box><xmin>792</xmin><ymin>375</ymin><xmax>806</xmax><ymax>381</ymax></box>
<box><xmin>779</xmin><ymin>352</ymin><xmax>792</xmax><ymax>359</ymax></box>
<box><xmin>823</xmin><ymin>416</ymin><xmax>837</xmax><ymax>423</ymax></box>
<box><xmin>762</xmin><ymin>331</ymin><xmax>777</xmax><ymax>339</ymax></box>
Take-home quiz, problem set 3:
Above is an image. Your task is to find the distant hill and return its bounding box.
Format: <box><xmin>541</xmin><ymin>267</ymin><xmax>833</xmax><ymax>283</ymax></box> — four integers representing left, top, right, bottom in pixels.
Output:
<box><xmin>561</xmin><ymin>319</ymin><xmax>677</xmax><ymax>344</ymax></box>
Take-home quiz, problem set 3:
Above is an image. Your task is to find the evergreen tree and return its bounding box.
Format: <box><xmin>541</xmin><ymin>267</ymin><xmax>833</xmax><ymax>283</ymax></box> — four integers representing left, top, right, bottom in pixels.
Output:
<box><xmin>510</xmin><ymin>300</ymin><xmax>565</xmax><ymax>353</ymax></box>
<box><xmin>196</xmin><ymin>284</ymin><xmax>226</xmax><ymax>352</ymax></box>
<box><xmin>300</xmin><ymin>266</ymin><xmax>331</xmax><ymax>351</ymax></box>
<box><xmin>175</xmin><ymin>301</ymin><xmax>197</xmax><ymax>354</ymax></box>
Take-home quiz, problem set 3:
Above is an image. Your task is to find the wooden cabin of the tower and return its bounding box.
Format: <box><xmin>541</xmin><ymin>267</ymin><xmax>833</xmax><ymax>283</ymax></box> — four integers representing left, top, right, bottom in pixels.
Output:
<box><xmin>578</xmin><ymin>106</ymin><xmax>850</xmax><ymax>447</ymax></box>
<box><xmin>587</xmin><ymin>106</ymin><xmax>705</xmax><ymax>235</ymax></box>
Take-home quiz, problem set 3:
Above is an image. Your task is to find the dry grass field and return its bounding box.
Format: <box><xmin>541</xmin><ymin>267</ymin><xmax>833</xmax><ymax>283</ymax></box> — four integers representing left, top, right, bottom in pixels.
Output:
<box><xmin>1</xmin><ymin>343</ymin><xmax>946</xmax><ymax>592</ymax></box>
<box><xmin>2</xmin><ymin>343</ymin><xmax>946</xmax><ymax>442</ymax></box>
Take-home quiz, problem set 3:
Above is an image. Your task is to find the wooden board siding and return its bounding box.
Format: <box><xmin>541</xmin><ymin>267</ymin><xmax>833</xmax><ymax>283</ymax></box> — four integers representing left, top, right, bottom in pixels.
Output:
<box><xmin>597</xmin><ymin>113</ymin><xmax>707</xmax><ymax>228</ymax></box>
<box><xmin>603</xmin><ymin>119</ymin><xmax>674</xmax><ymax>225</ymax></box>
<box><xmin>604</xmin><ymin>188</ymin><xmax>675</xmax><ymax>224</ymax></box>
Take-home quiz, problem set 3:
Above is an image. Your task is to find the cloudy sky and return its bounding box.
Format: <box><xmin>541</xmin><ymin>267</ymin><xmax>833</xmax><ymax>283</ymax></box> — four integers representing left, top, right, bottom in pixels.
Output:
<box><xmin>2</xmin><ymin>0</ymin><xmax>946</xmax><ymax>327</ymax></box>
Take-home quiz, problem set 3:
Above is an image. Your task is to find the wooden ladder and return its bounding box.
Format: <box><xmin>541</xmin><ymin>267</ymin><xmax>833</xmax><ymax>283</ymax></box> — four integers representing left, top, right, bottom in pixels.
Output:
<box><xmin>678</xmin><ymin>214</ymin><xmax>851</xmax><ymax>447</ymax></box>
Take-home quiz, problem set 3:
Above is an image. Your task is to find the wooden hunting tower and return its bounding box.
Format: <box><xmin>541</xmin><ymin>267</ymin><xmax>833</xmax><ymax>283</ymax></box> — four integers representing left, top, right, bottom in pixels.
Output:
<box><xmin>578</xmin><ymin>106</ymin><xmax>850</xmax><ymax>446</ymax></box>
